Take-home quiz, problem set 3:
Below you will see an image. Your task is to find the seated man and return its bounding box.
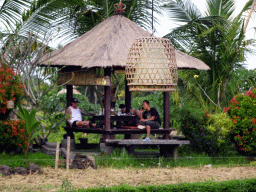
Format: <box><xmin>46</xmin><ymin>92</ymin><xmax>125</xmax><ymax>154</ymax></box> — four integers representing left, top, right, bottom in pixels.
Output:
<box><xmin>137</xmin><ymin>100</ymin><xmax>161</xmax><ymax>141</ymax></box>
<box><xmin>65</xmin><ymin>98</ymin><xmax>95</xmax><ymax>128</ymax></box>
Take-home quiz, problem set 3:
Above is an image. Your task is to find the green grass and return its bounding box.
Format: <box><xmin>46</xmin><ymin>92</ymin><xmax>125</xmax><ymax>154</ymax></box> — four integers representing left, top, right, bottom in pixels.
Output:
<box><xmin>46</xmin><ymin>130</ymin><xmax>249</xmax><ymax>169</ymax></box>
<box><xmin>1</xmin><ymin>178</ymin><xmax>256</xmax><ymax>191</ymax></box>
<box><xmin>0</xmin><ymin>151</ymin><xmax>62</xmax><ymax>168</ymax></box>
<box><xmin>95</xmin><ymin>145</ymin><xmax>248</xmax><ymax>169</ymax></box>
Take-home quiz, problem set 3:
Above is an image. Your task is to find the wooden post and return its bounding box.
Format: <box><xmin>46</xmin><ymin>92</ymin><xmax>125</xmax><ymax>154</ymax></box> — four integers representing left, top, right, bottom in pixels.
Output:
<box><xmin>163</xmin><ymin>92</ymin><xmax>170</xmax><ymax>139</ymax></box>
<box><xmin>104</xmin><ymin>68</ymin><xmax>111</xmax><ymax>139</ymax></box>
<box><xmin>125</xmin><ymin>78</ymin><xmax>131</xmax><ymax>113</ymax></box>
<box><xmin>66</xmin><ymin>85</ymin><xmax>73</xmax><ymax>108</ymax></box>
<box><xmin>66</xmin><ymin>136</ymin><xmax>70</xmax><ymax>170</ymax></box>
<box><xmin>55</xmin><ymin>141</ymin><xmax>60</xmax><ymax>170</ymax></box>
<box><xmin>173</xmin><ymin>146</ymin><xmax>178</xmax><ymax>160</ymax></box>
<box><xmin>124</xmin><ymin>78</ymin><xmax>132</xmax><ymax>139</ymax></box>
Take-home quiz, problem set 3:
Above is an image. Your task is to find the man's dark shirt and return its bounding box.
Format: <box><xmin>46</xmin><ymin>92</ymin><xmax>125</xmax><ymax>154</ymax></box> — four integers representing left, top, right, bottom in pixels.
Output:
<box><xmin>143</xmin><ymin>108</ymin><xmax>161</xmax><ymax>125</ymax></box>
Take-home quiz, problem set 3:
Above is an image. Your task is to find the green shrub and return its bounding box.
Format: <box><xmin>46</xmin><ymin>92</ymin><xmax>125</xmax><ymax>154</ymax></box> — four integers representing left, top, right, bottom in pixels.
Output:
<box><xmin>0</xmin><ymin>63</ymin><xmax>25</xmax><ymax>120</ymax></box>
<box><xmin>0</xmin><ymin>120</ymin><xmax>28</xmax><ymax>153</ymax></box>
<box><xmin>84</xmin><ymin>178</ymin><xmax>256</xmax><ymax>192</ymax></box>
<box><xmin>179</xmin><ymin>107</ymin><xmax>220</xmax><ymax>155</ymax></box>
<box><xmin>206</xmin><ymin>113</ymin><xmax>234</xmax><ymax>146</ymax></box>
<box><xmin>225</xmin><ymin>88</ymin><xmax>256</xmax><ymax>155</ymax></box>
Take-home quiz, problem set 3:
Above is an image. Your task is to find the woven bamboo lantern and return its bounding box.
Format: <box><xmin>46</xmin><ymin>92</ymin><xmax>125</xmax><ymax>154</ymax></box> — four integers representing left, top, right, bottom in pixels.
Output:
<box><xmin>125</xmin><ymin>37</ymin><xmax>178</xmax><ymax>92</ymax></box>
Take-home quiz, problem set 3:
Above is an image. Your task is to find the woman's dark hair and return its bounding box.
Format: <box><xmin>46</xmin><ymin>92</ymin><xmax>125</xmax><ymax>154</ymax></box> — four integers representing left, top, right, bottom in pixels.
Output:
<box><xmin>119</xmin><ymin>104</ymin><xmax>126</xmax><ymax>108</ymax></box>
<box><xmin>143</xmin><ymin>100</ymin><xmax>150</xmax><ymax>105</ymax></box>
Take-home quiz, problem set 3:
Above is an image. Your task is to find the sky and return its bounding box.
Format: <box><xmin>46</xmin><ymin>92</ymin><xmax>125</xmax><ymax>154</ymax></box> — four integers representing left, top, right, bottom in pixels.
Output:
<box><xmin>154</xmin><ymin>0</ymin><xmax>256</xmax><ymax>70</ymax></box>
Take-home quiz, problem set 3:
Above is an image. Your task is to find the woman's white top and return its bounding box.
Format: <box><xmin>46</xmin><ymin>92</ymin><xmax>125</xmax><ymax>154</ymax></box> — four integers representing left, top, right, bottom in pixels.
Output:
<box><xmin>69</xmin><ymin>106</ymin><xmax>82</xmax><ymax>123</ymax></box>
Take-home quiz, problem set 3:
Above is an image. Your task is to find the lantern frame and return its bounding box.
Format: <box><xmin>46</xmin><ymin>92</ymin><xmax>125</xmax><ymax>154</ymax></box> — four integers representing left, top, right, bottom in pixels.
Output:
<box><xmin>125</xmin><ymin>37</ymin><xmax>178</xmax><ymax>92</ymax></box>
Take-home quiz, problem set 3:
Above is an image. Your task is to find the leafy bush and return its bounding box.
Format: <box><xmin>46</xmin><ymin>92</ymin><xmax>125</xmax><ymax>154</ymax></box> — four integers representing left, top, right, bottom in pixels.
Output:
<box><xmin>85</xmin><ymin>178</ymin><xmax>256</xmax><ymax>192</ymax></box>
<box><xmin>0</xmin><ymin>63</ymin><xmax>25</xmax><ymax>120</ymax></box>
<box><xmin>225</xmin><ymin>89</ymin><xmax>256</xmax><ymax>155</ymax></box>
<box><xmin>18</xmin><ymin>105</ymin><xmax>41</xmax><ymax>154</ymax></box>
<box><xmin>179</xmin><ymin>107</ymin><xmax>218</xmax><ymax>155</ymax></box>
<box><xmin>0</xmin><ymin>120</ymin><xmax>28</xmax><ymax>153</ymax></box>
<box><xmin>206</xmin><ymin>113</ymin><xmax>234</xmax><ymax>146</ymax></box>
<box><xmin>178</xmin><ymin>105</ymin><xmax>236</xmax><ymax>156</ymax></box>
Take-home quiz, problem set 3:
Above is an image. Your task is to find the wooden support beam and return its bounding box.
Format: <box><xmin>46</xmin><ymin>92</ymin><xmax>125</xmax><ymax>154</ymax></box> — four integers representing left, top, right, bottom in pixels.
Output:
<box><xmin>104</xmin><ymin>68</ymin><xmax>111</xmax><ymax>139</ymax></box>
<box><xmin>125</xmin><ymin>78</ymin><xmax>131</xmax><ymax>113</ymax></box>
<box><xmin>66</xmin><ymin>85</ymin><xmax>73</xmax><ymax>108</ymax></box>
<box><xmin>163</xmin><ymin>92</ymin><xmax>170</xmax><ymax>139</ymax></box>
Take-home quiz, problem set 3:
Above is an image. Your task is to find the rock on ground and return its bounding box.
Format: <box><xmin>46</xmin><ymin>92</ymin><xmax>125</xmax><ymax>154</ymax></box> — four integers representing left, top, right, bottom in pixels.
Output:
<box><xmin>69</xmin><ymin>154</ymin><xmax>95</xmax><ymax>169</ymax></box>
<box><xmin>0</xmin><ymin>165</ymin><xmax>12</xmax><ymax>176</ymax></box>
<box><xmin>29</xmin><ymin>163</ymin><xmax>43</xmax><ymax>174</ymax></box>
<box><xmin>12</xmin><ymin>167</ymin><xmax>29</xmax><ymax>175</ymax></box>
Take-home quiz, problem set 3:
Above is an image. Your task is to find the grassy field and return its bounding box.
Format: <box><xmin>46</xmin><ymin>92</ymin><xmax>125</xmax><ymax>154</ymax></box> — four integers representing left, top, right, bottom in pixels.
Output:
<box><xmin>1</xmin><ymin>166</ymin><xmax>256</xmax><ymax>191</ymax></box>
<box><xmin>1</xmin><ymin>131</ymin><xmax>255</xmax><ymax>191</ymax></box>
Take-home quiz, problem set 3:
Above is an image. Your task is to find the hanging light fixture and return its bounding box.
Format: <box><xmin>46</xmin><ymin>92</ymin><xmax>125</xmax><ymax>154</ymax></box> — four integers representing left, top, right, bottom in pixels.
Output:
<box><xmin>125</xmin><ymin>0</ymin><xmax>178</xmax><ymax>92</ymax></box>
<box><xmin>125</xmin><ymin>37</ymin><xmax>178</xmax><ymax>92</ymax></box>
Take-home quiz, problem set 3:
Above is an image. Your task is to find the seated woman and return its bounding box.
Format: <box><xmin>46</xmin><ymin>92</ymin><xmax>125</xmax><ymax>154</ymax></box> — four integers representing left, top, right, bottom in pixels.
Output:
<box><xmin>116</xmin><ymin>104</ymin><xmax>140</xmax><ymax>128</ymax></box>
<box><xmin>65</xmin><ymin>98</ymin><xmax>95</xmax><ymax>128</ymax></box>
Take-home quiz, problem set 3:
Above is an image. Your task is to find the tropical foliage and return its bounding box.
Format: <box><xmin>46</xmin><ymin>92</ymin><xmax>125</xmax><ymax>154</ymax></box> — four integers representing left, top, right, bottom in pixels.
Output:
<box><xmin>225</xmin><ymin>89</ymin><xmax>256</xmax><ymax>155</ymax></box>
<box><xmin>164</xmin><ymin>0</ymin><xmax>256</xmax><ymax>109</ymax></box>
<box><xmin>0</xmin><ymin>63</ymin><xmax>25</xmax><ymax>120</ymax></box>
<box><xmin>0</xmin><ymin>0</ymin><xmax>163</xmax><ymax>43</ymax></box>
<box><xmin>17</xmin><ymin>104</ymin><xmax>41</xmax><ymax>153</ymax></box>
<box><xmin>0</xmin><ymin>119</ymin><xmax>27</xmax><ymax>153</ymax></box>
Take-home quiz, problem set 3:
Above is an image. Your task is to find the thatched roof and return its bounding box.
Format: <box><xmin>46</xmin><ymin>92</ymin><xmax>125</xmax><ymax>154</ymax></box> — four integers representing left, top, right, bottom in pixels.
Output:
<box><xmin>175</xmin><ymin>50</ymin><xmax>210</xmax><ymax>70</ymax></box>
<box><xmin>39</xmin><ymin>15</ymin><xmax>210</xmax><ymax>70</ymax></box>
<box><xmin>39</xmin><ymin>15</ymin><xmax>150</xmax><ymax>68</ymax></box>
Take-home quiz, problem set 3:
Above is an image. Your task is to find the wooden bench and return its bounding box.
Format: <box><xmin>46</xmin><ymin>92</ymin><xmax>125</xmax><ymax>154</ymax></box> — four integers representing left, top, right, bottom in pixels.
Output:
<box><xmin>103</xmin><ymin>139</ymin><xmax>190</xmax><ymax>159</ymax></box>
<box><xmin>63</xmin><ymin>126</ymin><xmax>175</xmax><ymax>137</ymax></box>
<box><xmin>63</xmin><ymin>126</ymin><xmax>189</xmax><ymax>158</ymax></box>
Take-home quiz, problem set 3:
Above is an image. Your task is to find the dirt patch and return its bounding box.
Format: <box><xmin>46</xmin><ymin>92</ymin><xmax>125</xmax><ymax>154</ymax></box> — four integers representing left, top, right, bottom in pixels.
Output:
<box><xmin>0</xmin><ymin>166</ymin><xmax>256</xmax><ymax>191</ymax></box>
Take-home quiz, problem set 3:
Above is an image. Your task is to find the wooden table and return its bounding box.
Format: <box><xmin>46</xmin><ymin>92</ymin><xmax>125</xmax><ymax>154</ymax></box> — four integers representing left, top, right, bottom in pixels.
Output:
<box><xmin>91</xmin><ymin>114</ymin><xmax>138</xmax><ymax>123</ymax></box>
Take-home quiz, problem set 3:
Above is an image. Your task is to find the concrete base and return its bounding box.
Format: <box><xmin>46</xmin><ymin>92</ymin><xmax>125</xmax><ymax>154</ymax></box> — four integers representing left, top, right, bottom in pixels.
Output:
<box><xmin>41</xmin><ymin>145</ymin><xmax>56</xmax><ymax>155</ymax></box>
<box><xmin>159</xmin><ymin>145</ymin><xmax>178</xmax><ymax>159</ymax></box>
<box><xmin>100</xmin><ymin>143</ymin><xmax>115</xmax><ymax>155</ymax></box>
<box><xmin>61</xmin><ymin>139</ymin><xmax>76</xmax><ymax>151</ymax></box>
<box><xmin>60</xmin><ymin>147</ymin><xmax>76</xmax><ymax>160</ymax></box>
<box><xmin>41</xmin><ymin>142</ymin><xmax>58</xmax><ymax>155</ymax></box>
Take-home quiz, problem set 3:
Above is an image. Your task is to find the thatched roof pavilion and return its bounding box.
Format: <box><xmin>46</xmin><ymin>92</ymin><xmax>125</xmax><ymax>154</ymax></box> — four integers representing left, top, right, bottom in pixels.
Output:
<box><xmin>39</xmin><ymin>9</ymin><xmax>210</xmax><ymax>141</ymax></box>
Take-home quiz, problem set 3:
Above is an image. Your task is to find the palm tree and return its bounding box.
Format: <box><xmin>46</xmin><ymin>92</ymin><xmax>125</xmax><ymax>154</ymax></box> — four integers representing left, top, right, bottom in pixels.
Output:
<box><xmin>163</xmin><ymin>0</ymin><xmax>255</xmax><ymax>109</ymax></box>
<box><xmin>0</xmin><ymin>0</ymin><xmax>162</xmax><ymax>43</ymax></box>
<box><xmin>0</xmin><ymin>0</ymin><xmax>163</xmax><ymax>43</ymax></box>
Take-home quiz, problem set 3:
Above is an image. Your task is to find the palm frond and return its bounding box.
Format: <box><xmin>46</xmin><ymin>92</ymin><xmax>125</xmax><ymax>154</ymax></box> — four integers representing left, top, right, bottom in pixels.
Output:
<box><xmin>205</xmin><ymin>0</ymin><xmax>235</xmax><ymax>19</ymax></box>
<box><xmin>163</xmin><ymin>0</ymin><xmax>201</xmax><ymax>23</ymax></box>
<box><xmin>0</xmin><ymin>0</ymin><xmax>31</xmax><ymax>31</ymax></box>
